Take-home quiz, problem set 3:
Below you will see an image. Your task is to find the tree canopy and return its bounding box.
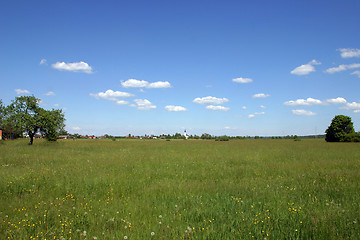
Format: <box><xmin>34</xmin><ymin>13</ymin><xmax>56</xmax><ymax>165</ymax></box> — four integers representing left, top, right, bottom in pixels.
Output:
<box><xmin>325</xmin><ymin>115</ymin><xmax>355</xmax><ymax>142</ymax></box>
<box><xmin>1</xmin><ymin>96</ymin><xmax>65</xmax><ymax>144</ymax></box>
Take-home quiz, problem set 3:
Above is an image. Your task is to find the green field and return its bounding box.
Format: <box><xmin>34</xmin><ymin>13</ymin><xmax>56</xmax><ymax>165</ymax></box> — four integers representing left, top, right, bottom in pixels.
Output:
<box><xmin>0</xmin><ymin>139</ymin><xmax>359</xmax><ymax>239</ymax></box>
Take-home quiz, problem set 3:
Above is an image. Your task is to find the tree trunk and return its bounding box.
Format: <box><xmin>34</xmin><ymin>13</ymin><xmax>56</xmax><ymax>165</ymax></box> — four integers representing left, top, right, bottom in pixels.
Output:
<box><xmin>29</xmin><ymin>132</ymin><xmax>34</xmax><ymax>145</ymax></box>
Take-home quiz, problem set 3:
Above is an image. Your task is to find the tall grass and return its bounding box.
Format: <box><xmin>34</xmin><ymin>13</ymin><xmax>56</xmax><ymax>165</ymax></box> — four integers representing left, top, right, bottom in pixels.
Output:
<box><xmin>0</xmin><ymin>139</ymin><xmax>359</xmax><ymax>239</ymax></box>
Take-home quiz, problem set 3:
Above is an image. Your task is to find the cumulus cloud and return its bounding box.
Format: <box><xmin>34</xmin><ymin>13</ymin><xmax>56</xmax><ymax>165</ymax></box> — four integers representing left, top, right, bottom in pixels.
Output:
<box><xmin>45</xmin><ymin>91</ymin><xmax>55</xmax><ymax>96</ymax></box>
<box><xmin>351</xmin><ymin>70</ymin><xmax>360</xmax><ymax>78</ymax></box>
<box><xmin>341</xmin><ymin>102</ymin><xmax>360</xmax><ymax>112</ymax></box>
<box><xmin>252</xmin><ymin>93</ymin><xmax>270</xmax><ymax>98</ymax></box>
<box><xmin>284</xmin><ymin>98</ymin><xmax>323</xmax><ymax>106</ymax></box>
<box><xmin>205</xmin><ymin>105</ymin><xmax>230</xmax><ymax>111</ymax></box>
<box><xmin>132</xmin><ymin>99</ymin><xmax>156</xmax><ymax>110</ymax></box>
<box><xmin>193</xmin><ymin>96</ymin><xmax>229</xmax><ymax>105</ymax></box>
<box><xmin>326</xmin><ymin>97</ymin><xmax>347</xmax><ymax>104</ymax></box>
<box><xmin>232</xmin><ymin>77</ymin><xmax>253</xmax><ymax>83</ymax></box>
<box><xmin>260</xmin><ymin>105</ymin><xmax>266</xmax><ymax>109</ymax></box>
<box><xmin>248</xmin><ymin>111</ymin><xmax>265</xmax><ymax>118</ymax></box>
<box><xmin>325</xmin><ymin>63</ymin><xmax>360</xmax><ymax>74</ymax></box>
<box><xmin>40</xmin><ymin>59</ymin><xmax>47</xmax><ymax>65</ymax></box>
<box><xmin>165</xmin><ymin>105</ymin><xmax>187</xmax><ymax>112</ymax></box>
<box><xmin>121</xmin><ymin>79</ymin><xmax>171</xmax><ymax>88</ymax></box>
<box><xmin>147</xmin><ymin>81</ymin><xmax>171</xmax><ymax>88</ymax></box>
<box><xmin>292</xmin><ymin>109</ymin><xmax>316</xmax><ymax>116</ymax></box>
<box><xmin>291</xmin><ymin>59</ymin><xmax>321</xmax><ymax>75</ymax></box>
<box><xmin>121</xmin><ymin>79</ymin><xmax>148</xmax><ymax>88</ymax></box>
<box><xmin>338</xmin><ymin>48</ymin><xmax>360</xmax><ymax>58</ymax></box>
<box><xmin>72</xmin><ymin>126</ymin><xmax>81</xmax><ymax>131</ymax></box>
<box><xmin>254</xmin><ymin>111</ymin><xmax>265</xmax><ymax>115</ymax></box>
<box><xmin>15</xmin><ymin>89</ymin><xmax>31</xmax><ymax>95</ymax></box>
<box><xmin>115</xmin><ymin>100</ymin><xmax>129</xmax><ymax>105</ymax></box>
<box><xmin>52</xmin><ymin>61</ymin><xmax>93</xmax><ymax>74</ymax></box>
<box><xmin>90</xmin><ymin>89</ymin><xmax>134</xmax><ymax>101</ymax></box>
<box><xmin>242</xmin><ymin>106</ymin><xmax>247</xmax><ymax>109</ymax></box>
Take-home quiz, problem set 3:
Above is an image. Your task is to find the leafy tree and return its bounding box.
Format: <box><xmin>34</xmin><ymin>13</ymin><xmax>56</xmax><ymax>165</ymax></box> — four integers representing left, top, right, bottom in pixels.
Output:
<box><xmin>325</xmin><ymin>115</ymin><xmax>355</xmax><ymax>142</ymax></box>
<box><xmin>201</xmin><ymin>133</ymin><xmax>212</xmax><ymax>139</ymax></box>
<box><xmin>58</xmin><ymin>129</ymin><xmax>69</xmax><ymax>136</ymax></box>
<box><xmin>343</xmin><ymin>132</ymin><xmax>360</xmax><ymax>142</ymax></box>
<box><xmin>40</xmin><ymin>108</ymin><xmax>65</xmax><ymax>141</ymax></box>
<box><xmin>3</xmin><ymin>96</ymin><xmax>65</xmax><ymax>144</ymax></box>
<box><xmin>215</xmin><ymin>135</ymin><xmax>229</xmax><ymax>141</ymax></box>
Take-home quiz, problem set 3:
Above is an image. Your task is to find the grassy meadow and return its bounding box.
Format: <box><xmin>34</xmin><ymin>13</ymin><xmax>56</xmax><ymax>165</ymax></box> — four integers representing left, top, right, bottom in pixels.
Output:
<box><xmin>0</xmin><ymin>138</ymin><xmax>359</xmax><ymax>239</ymax></box>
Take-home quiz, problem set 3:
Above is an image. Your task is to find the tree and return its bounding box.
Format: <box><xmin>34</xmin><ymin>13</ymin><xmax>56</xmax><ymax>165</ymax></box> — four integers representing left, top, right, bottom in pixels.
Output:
<box><xmin>40</xmin><ymin>109</ymin><xmax>65</xmax><ymax>141</ymax></box>
<box><xmin>2</xmin><ymin>96</ymin><xmax>65</xmax><ymax>144</ymax></box>
<box><xmin>201</xmin><ymin>133</ymin><xmax>212</xmax><ymax>139</ymax></box>
<box><xmin>325</xmin><ymin>115</ymin><xmax>355</xmax><ymax>142</ymax></box>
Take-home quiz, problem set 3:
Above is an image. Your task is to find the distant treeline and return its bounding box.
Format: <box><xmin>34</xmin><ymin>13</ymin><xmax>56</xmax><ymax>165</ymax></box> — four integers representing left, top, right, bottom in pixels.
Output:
<box><xmin>96</xmin><ymin>133</ymin><xmax>326</xmax><ymax>141</ymax></box>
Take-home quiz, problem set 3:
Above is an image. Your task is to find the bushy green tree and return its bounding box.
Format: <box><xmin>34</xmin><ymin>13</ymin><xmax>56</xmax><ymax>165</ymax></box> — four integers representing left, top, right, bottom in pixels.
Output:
<box><xmin>2</xmin><ymin>96</ymin><xmax>65</xmax><ymax>144</ymax></box>
<box><xmin>215</xmin><ymin>135</ymin><xmax>229</xmax><ymax>141</ymax></box>
<box><xmin>343</xmin><ymin>132</ymin><xmax>360</xmax><ymax>142</ymax></box>
<box><xmin>201</xmin><ymin>133</ymin><xmax>212</xmax><ymax>139</ymax></box>
<box><xmin>325</xmin><ymin>115</ymin><xmax>355</xmax><ymax>142</ymax></box>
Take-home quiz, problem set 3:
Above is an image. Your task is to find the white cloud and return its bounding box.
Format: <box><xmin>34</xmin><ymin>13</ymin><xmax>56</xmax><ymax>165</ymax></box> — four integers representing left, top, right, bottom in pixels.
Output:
<box><xmin>242</xmin><ymin>106</ymin><xmax>247</xmax><ymax>109</ymax></box>
<box><xmin>284</xmin><ymin>98</ymin><xmax>323</xmax><ymax>106</ymax></box>
<box><xmin>193</xmin><ymin>96</ymin><xmax>229</xmax><ymax>105</ymax></box>
<box><xmin>232</xmin><ymin>77</ymin><xmax>253</xmax><ymax>83</ymax></box>
<box><xmin>72</xmin><ymin>126</ymin><xmax>81</xmax><ymax>131</ymax></box>
<box><xmin>290</xmin><ymin>59</ymin><xmax>321</xmax><ymax>75</ymax></box>
<box><xmin>326</xmin><ymin>97</ymin><xmax>347</xmax><ymax>104</ymax></box>
<box><xmin>248</xmin><ymin>111</ymin><xmax>265</xmax><ymax>118</ymax></box>
<box><xmin>90</xmin><ymin>89</ymin><xmax>134</xmax><ymax>101</ymax></box>
<box><xmin>121</xmin><ymin>79</ymin><xmax>149</xmax><ymax>88</ymax></box>
<box><xmin>15</xmin><ymin>89</ymin><xmax>31</xmax><ymax>95</ymax></box>
<box><xmin>338</xmin><ymin>48</ymin><xmax>360</xmax><ymax>58</ymax></box>
<box><xmin>325</xmin><ymin>65</ymin><xmax>347</xmax><ymax>73</ymax></box>
<box><xmin>325</xmin><ymin>63</ymin><xmax>360</xmax><ymax>73</ymax></box>
<box><xmin>52</xmin><ymin>61</ymin><xmax>93</xmax><ymax>74</ymax></box>
<box><xmin>147</xmin><ymin>81</ymin><xmax>171</xmax><ymax>88</ymax></box>
<box><xmin>260</xmin><ymin>105</ymin><xmax>266</xmax><ymax>109</ymax></box>
<box><xmin>121</xmin><ymin>79</ymin><xmax>172</xmax><ymax>88</ymax></box>
<box><xmin>45</xmin><ymin>91</ymin><xmax>55</xmax><ymax>96</ymax></box>
<box><xmin>40</xmin><ymin>59</ymin><xmax>47</xmax><ymax>65</ymax></box>
<box><xmin>341</xmin><ymin>102</ymin><xmax>360</xmax><ymax>112</ymax></box>
<box><xmin>165</xmin><ymin>105</ymin><xmax>187</xmax><ymax>112</ymax></box>
<box><xmin>205</xmin><ymin>105</ymin><xmax>230</xmax><ymax>111</ymax></box>
<box><xmin>351</xmin><ymin>70</ymin><xmax>360</xmax><ymax>78</ymax></box>
<box><xmin>292</xmin><ymin>109</ymin><xmax>316</xmax><ymax>116</ymax></box>
<box><xmin>254</xmin><ymin>111</ymin><xmax>265</xmax><ymax>115</ymax></box>
<box><xmin>115</xmin><ymin>100</ymin><xmax>129</xmax><ymax>105</ymax></box>
<box><xmin>252</xmin><ymin>93</ymin><xmax>270</xmax><ymax>98</ymax></box>
<box><xmin>54</xmin><ymin>104</ymin><xmax>60</xmax><ymax>107</ymax></box>
<box><xmin>132</xmin><ymin>99</ymin><xmax>156</xmax><ymax>110</ymax></box>
<box><xmin>224</xmin><ymin>126</ymin><xmax>231</xmax><ymax>129</ymax></box>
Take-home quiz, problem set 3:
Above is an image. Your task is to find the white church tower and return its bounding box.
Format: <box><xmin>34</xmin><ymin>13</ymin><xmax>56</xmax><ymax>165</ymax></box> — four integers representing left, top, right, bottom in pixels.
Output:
<box><xmin>184</xmin><ymin>130</ymin><xmax>189</xmax><ymax>139</ymax></box>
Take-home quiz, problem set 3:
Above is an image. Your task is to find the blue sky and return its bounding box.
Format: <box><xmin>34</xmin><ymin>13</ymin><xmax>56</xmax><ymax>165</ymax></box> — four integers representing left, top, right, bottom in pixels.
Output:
<box><xmin>1</xmin><ymin>0</ymin><xmax>360</xmax><ymax>136</ymax></box>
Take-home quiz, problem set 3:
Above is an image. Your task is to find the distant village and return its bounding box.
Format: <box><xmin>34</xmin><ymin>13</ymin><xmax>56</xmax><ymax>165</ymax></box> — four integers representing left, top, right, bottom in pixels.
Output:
<box><xmin>56</xmin><ymin>131</ymin><xmax>325</xmax><ymax>141</ymax></box>
<box><xmin>0</xmin><ymin>126</ymin><xmax>325</xmax><ymax>141</ymax></box>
